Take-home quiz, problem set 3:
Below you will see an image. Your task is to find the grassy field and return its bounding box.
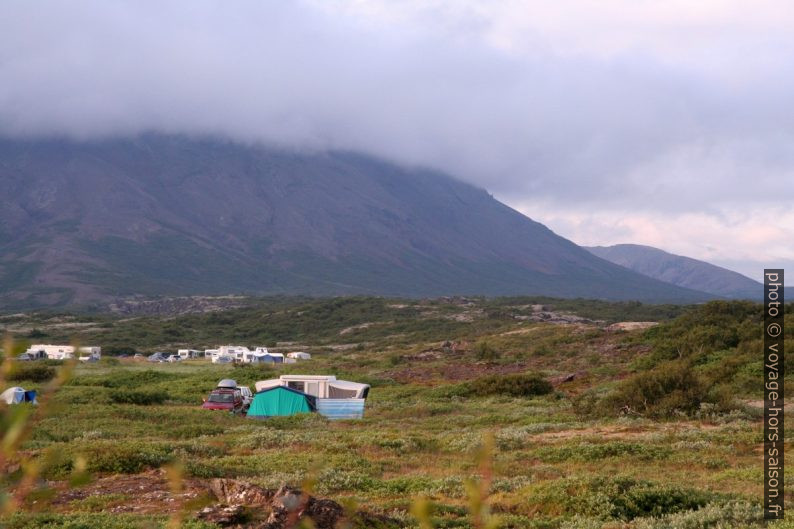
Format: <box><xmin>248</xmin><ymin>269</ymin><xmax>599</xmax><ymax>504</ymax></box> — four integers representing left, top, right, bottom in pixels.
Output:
<box><xmin>1</xmin><ymin>297</ymin><xmax>792</xmax><ymax>528</ymax></box>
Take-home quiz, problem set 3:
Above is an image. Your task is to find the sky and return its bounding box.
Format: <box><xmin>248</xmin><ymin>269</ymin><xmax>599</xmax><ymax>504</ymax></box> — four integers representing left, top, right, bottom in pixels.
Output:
<box><xmin>1</xmin><ymin>0</ymin><xmax>793</xmax><ymax>281</ymax></box>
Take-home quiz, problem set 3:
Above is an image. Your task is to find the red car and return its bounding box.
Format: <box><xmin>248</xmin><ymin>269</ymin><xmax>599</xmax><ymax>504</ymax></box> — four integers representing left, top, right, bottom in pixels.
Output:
<box><xmin>202</xmin><ymin>388</ymin><xmax>244</xmax><ymax>413</ymax></box>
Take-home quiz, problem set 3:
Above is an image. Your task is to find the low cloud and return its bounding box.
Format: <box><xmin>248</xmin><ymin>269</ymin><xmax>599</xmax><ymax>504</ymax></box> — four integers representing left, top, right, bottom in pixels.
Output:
<box><xmin>1</xmin><ymin>0</ymin><xmax>792</xmax><ymax>274</ymax></box>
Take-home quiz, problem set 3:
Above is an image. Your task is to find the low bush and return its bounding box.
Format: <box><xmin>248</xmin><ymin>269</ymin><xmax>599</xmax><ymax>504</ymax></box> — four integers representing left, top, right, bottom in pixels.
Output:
<box><xmin>473</xmin><ymin>340</ymin><xmax>500</xmax><ymax>361</ymax></box>
<box><xmin>535</xmin><ymin>441</ymin><xmax>671</xmax><ymax>463</ymax></box>
<box><xmin>103</xmin><ymin>346</ymin><xmax>138</xmax><ymax>356</ymax></box>
<box><xmin>41</xmin><ymin>441</ymin><xmax>175</xmax><ymax>477</ymax></box>
<box><xmin>7</xmin><ymin>364</ymin><xmax>56</xmax><ymax>382</ymax></box>
<box><xmin>84</xmin><ymin>441</ymin><xmax>173</xmax><ymax>474</ymax></box>
<box><xmin>427</xmin><ymin>383</ymin><xmax>472</xmax><ymax>399</ymax></box>
<box><xmin>71</xmin><ymin>369</ymin><xmax>178</xmax><ymax>388</ymax></box>
<box><xmin>598</xmin><ymin>360</ymin><xmax>706</xmax><ymax>418</ymax></box>
<box><xmin>469</xmin><ymin>373</ymin><xmax>552</xmax><ymax>397</ymax></box>
<box><xmin>523</xmin><ymin>476</ymin><xmax>721</xmax><ymax>521</ymax></box>
<box><xmin>632</xmin><ymin>500</ymin><xmax>763</xmax><ymax>528</ymax></box>
<box><xmin>3</xmin><ymin>513</ymin><xmax>216</xmax><ymax>529</ymax></box>
<box><xmin>108</xmin><ymin>389</ymin><xmax>168</xmax><ymax>405</ymax></box>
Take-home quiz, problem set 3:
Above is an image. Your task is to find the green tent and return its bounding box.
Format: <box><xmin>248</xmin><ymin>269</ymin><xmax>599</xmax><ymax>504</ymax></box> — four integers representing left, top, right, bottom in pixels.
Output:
<box><xmin>247</xmin><ymin>386</ymin><xmax>316</xmax><ymax>418</ymax></box>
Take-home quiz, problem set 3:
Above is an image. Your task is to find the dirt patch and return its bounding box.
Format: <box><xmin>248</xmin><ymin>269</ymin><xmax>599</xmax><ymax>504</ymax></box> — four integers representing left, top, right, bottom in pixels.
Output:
<box><xmin>47</xmin><ymin>470</ymin><xmax>207</xmax><ymax>514</ymax></box>
<box><xmin>39</xmin><ymin>473</ymin><xmax>401</xmax><ymax>528</ymax></box>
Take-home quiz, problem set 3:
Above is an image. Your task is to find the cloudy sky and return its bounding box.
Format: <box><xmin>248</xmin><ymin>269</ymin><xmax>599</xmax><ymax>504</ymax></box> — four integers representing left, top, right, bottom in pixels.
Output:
<box><xmin>2</xmin><ymin>0</ymin><xmax>793</xmax><ymax>281</ymax></box>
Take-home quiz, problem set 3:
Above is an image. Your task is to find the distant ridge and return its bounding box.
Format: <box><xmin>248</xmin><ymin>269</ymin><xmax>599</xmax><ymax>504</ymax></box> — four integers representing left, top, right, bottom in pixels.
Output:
<box><xmin>586</xmin><ymin>244</ymin><xmax>761</xmax><ymax>300</ymax></box>
<box><xmin>0</xmin><ymin>135</ymin><xmax>714</xmax><ymax>308</ymax></box>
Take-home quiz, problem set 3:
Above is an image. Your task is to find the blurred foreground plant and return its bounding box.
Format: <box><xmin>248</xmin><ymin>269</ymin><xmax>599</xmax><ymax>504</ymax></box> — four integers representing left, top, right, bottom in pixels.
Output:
<box><xmin>0</xmin><ymin>335</ymin><xmax>79</xmax><ymax>515</ymax></box>
<box><xmin>412</xmin><ymin>433</ymin><xmax>499</xmax><ymax>529</ymax></box>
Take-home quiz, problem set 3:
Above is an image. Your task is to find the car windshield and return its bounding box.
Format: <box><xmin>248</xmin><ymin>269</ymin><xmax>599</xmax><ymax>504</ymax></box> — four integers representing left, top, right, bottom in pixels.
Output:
<box><xmin>208</xmin><ymin>392</ymin><xmax>234</xmax><ymax>403</ymax></box>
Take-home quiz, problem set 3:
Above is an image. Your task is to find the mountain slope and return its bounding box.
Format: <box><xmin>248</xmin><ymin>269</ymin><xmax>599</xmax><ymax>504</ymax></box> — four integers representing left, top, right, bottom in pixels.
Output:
<box><xmin>0</xmin><ymin>135</ymin><xmax>713</xmax><ymax>308</ymax></box>
<box><xmin>585</xmin><ymin>244</ymin><xmax>761</xmax><ymax>300</ymax></box>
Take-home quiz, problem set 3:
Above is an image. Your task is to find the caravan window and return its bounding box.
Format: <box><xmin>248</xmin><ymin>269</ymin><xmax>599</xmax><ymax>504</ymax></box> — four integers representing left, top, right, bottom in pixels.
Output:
<box><xmin>287</xmin><ymin>381</ymin><xmax>305</xmax><ymax>392</ymax></box>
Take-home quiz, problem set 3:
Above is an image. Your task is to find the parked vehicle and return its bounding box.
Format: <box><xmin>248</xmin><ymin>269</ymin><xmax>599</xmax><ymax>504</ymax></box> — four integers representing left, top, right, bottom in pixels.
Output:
<box><xmin>147</xmin><ymin>352</ymin><xmax>165</xmax><ymax>363</ymax></box>
<box><xmin>201</xmin><ymin>388</ymin><xmax>244</xmax><ymax>413</ymax></box>
<box><xmin>166</xmin><ymin>355</ymin><xmax>181</xmax><ymax>363</ymax></box>
<box><xmin>239</xmin><ymin>386</ymin><xmax>253</xmax><ymax>410</ymax></box>
<box><xmin>217</xmin><ymin>379</ymin><xmax>237</xmax><ymax>389</ymax></box>
<box><xmin>211</xmin><ymin>354</ymin><xmax>233</xmax><ymax>364</ymax></box>
<box><xmin>178</xmin><ymin>349</ymin><xmax>201</xmax><ymax>359</ymax></box>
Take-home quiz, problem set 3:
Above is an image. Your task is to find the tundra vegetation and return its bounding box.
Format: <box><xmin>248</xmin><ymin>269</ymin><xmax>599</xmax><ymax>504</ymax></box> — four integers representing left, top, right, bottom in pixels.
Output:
<box><xmin>0</xmin><ymin>296</ymin><xmax>792</xmax><ymax>528</ymax></box>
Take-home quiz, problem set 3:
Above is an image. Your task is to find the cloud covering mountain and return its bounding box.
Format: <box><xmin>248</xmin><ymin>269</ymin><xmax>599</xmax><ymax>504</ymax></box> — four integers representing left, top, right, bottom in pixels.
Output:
<box><xmin>1</xmin><ymin>1</ymin><xmax>792</xmax><ymax>278</ymax></box>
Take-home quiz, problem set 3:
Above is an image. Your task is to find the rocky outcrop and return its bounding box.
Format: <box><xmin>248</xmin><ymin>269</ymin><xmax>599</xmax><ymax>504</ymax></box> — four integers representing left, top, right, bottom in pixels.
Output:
<box><xmin>197</xmin><ymin>479</ymin><xmax>400</xmax><ymax>529</ymax></box>
<box><xmin>606</xmin><ymin>321</ymin><xmax>659</xmax><ymax>332</ymax></box>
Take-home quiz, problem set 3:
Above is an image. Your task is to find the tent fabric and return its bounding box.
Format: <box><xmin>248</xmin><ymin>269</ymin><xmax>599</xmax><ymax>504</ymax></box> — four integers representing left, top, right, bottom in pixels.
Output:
<box><xmin>328</xmin><ymin>386</ymin><xmax>358</xmax><ymax>398</ymax></box>
<box><xmin>259</xmin><ymin>354</ymin><xmax>283</xmax><ymax>363</ymax></box>
<box><xmin>329</xmin><ymin>381</ymin><xmax>370</xmax><ymax>399</ymax></box>
<box><xmin>247</xmin><ymin>386</ymin><xmax>316</xmax><ymax>418</ymax></box>
<box><xmin>1</xmin><ymin>387</ymin><xmax>37</xmax><ymax>405</ymax></box>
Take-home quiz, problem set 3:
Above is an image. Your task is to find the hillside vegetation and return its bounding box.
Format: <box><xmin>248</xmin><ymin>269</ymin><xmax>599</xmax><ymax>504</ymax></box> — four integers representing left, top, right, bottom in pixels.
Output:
<box><xmin>0</xmin><ymin>297</ymin><xmax>792</xmax><ymax>528</ymax></box>
<box><xmin>0</xmin><ymin>136</ymin><xmax>711</xmax><ymax>308</ymax></box>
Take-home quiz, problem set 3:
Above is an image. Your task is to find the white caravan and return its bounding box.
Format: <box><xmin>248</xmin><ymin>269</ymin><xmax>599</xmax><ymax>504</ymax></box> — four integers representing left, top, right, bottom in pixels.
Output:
<box><xmin>26</xmin><ymin>344</ymin><xmax>101</xmax><ymax>361</ymax></box>
<box><xmin>178</xmin><ymin>349</ymin><xmax>201</xmax><ymax>359</ymax></box>
<box><xmin>254</xmin><ymin>375</ymin><xmax>370</xmax><ymax>399</ymax></box>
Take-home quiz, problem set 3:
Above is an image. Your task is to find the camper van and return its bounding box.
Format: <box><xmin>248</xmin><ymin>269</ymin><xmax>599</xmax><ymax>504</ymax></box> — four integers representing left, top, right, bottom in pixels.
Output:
<box><xmin>178</xmin><ymin>349</ymin><xmax>201</xmax><ymax>359</ymax></box>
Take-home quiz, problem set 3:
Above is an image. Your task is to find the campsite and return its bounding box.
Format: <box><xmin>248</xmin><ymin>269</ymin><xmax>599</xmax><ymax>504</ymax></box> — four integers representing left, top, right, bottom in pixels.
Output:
<box><xmin>0</xmin><ymin>296</ymin><xmax>792</xmax><ymax>528</ymax></box>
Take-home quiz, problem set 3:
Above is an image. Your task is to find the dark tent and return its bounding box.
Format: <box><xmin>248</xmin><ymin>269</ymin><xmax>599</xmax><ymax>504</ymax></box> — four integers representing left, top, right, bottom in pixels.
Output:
<box><xmin>247</xmin><ymin>386</ymin><xmax>316</xmax><ymax>418</ymax></box>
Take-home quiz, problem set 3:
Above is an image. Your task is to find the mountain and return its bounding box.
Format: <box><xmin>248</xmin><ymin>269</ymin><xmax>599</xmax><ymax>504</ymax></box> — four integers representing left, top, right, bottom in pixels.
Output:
<box><xmin>585</xmin><ymin>244</ymin><xmax>761</xmax><ymax>300</ymax></box>
<box><xmin>0</xmin><ymin>135</ymin><xmax>713</xmax><ymax>308</ymax></box>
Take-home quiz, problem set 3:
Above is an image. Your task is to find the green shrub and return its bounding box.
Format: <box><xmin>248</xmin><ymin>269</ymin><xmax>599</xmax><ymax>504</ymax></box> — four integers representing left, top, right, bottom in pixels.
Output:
<box><xmin>109</xmin><ymin>389</ymin><xmax>168</xmax><ymax>405</ymax></box>
<box><xmin>104</xmin><ymin>346</ymin><xmax>138</xmax><ymax>356</ymax></box>
<box><xmin>7</xmin><ymin>364</ymin><xmax>56</xmax><ymax>382</ymax></box>
<box><xmin>427</xmin><ymin>383</ymin><xmax>472</xmax><ymax>399</ymax></box>
<box><xmin>40</xmin><ymin>441</ymin><xmax>175</xmax><ymax>477</ymax></box>
<box><xmin>73</xmin><ymin>369</ymin><xmax>178</xmax><ymax>388</ymax></box>
<box><xmin>41</xmin><ymin>359</ymin><xmax>65</xmax><ymax>367</ymax></box>
<box><xmin>535</xmin><ymin>441</ymin><xmax>671</xmax><ymax>463</ymax></box>
<box><xmin>185</xmin><ymin>460</ymin><xmax>226</xmax><ymax>478</ymax></box>
<box><xmin>2</xmin><ymin>513</ymin><xmax>216</xmax><ymax>528</ymax></box>
<box><xmin>470</xmin><ymin>373</ymin><xmax>552</xmax><ymax>397</ymax></box>
<box><xmin>599</xmin><ymin>360</ymin><xmax>705</xmax><ymax>418</ymax></box>
<box><xmin>524</xmin><ymin>477</ymin><xmax>721</xmax><ymax>521</ymax></box>
<box><xmin>639</xmin><ymin>301</ymin><xmax>761</xmax><ymax>368</ymax></box>
<box><xmin>84</xmin><ymin>441</ymin><xmax>173</xmax><ymax>474</ymax></box>
<box><xmin>632</xmin><ymin>500</ymin><xmax>763</xmax><ymax>528</ymax></box>
<box><xmin>473</xmin><ymin>340</ymin><xmax>500</xmax><ymax>361</ymax></box>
